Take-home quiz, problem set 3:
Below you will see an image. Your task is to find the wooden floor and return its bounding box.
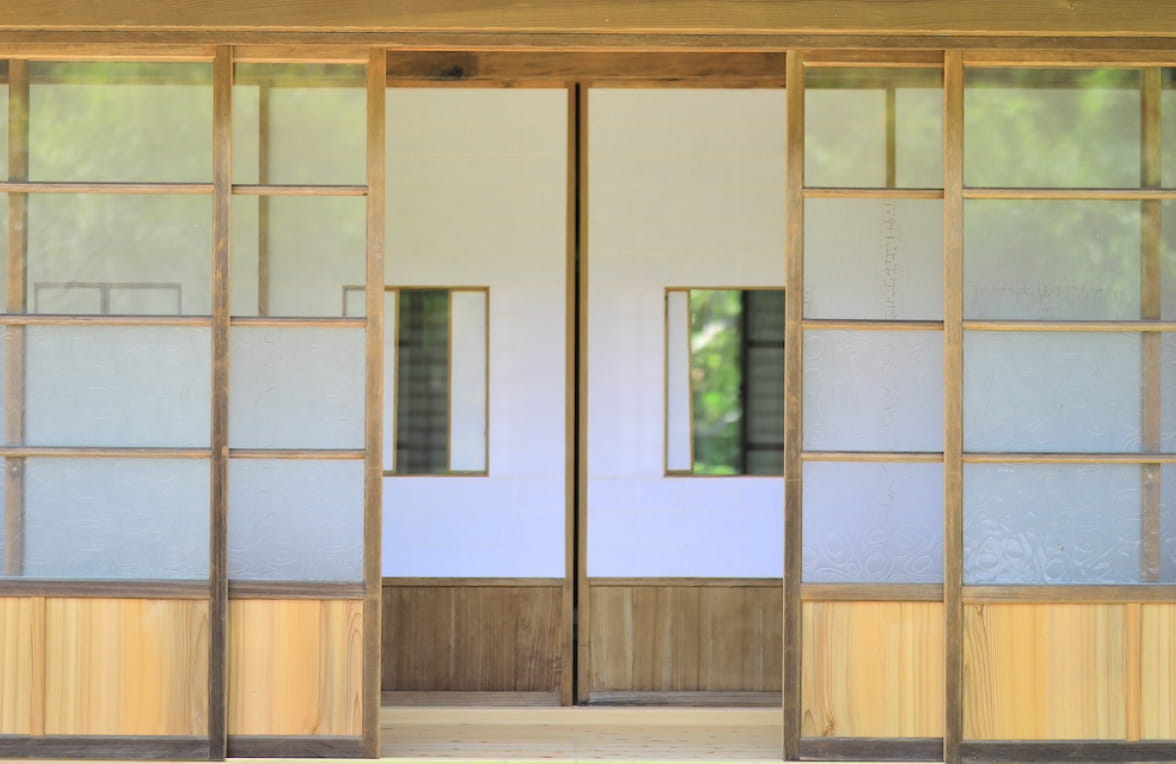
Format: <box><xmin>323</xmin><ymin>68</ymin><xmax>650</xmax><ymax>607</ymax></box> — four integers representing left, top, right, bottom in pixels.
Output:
<box><xmin>381</xmin><ymin>706</ymin><xmax>784</xmax><ymax>761</ymax></box>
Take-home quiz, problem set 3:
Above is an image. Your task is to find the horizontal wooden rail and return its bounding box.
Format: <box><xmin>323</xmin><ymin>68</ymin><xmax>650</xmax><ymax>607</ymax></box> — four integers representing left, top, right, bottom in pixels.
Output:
<box><xmin>0</xmin><ymin>181</ymin><xmax>212</xmax><ymax>194</ymax></box>
<box><xmin>802</xmin><ymin>319</ymin><xmax>944</xmax><ymax>331</ymax></box>
<box><xmin>0</xmin><ymin>314</ymin><xmax>212</xmax><ymax>326</ymax></box>
<box><xmin>963</xmin><ymin>585</ymin><xmax>1176</xmax><ymax>602</ymax></box>
<box><xmin>232</xmin><ymin>184</ymin><xmax>367</xmax><ymax>196</ymax></box>
<box><xmin>229</xmin><ymin>448</ymin><xmax>366</xmax><ymax>460</ymax></box>
<box><xmin>965</xmin><ymin>187</ymin><xmax>1176</xmax><ymax>200</ymax></box>
<box><xmin>801</xmin><ymin>450</ymin><xmax>944</xmax><ymax>462</ymax></box>
<box><xmin>228</xmin><ymin>316</ymin><xmax>367</xmax><ymax>327</ymax></box>
<box><xmin>804</xmin><ymin>187</ymin><xmax>944</xmax><ymax>199</ymax></box>
<box><xmin>0</xmin><ymin>446</ymin><xmax>211</xmax><ymax>458</ymax></box>
<box><xmin>963</xmin><ymin>452</ymin><xmax>1176</xmax><ymax>464</ymax></box>
<box><xmin>801</xmin><ymin>583</ymin><xmax>944</xmax><ymax>601</ymax></box>
<box><xmin>963</xmin><ymin>320</ymin><xmax>1176</xmax><ymax>332</ymax></box>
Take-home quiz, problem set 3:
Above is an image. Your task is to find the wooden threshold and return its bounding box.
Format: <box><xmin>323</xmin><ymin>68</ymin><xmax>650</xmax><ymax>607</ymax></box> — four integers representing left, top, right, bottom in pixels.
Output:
<box><xmin>588</xmin><ymin>691</ymin><xmax>781</xmax><ymax>707</ymax></box>
<box><xmin>383</xmin><ymin>691</ymin><xmax>561</xmax><ymax>707</ymax></box>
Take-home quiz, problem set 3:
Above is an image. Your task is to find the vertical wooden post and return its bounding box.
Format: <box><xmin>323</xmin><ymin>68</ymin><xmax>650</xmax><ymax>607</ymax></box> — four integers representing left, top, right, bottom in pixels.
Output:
<box><xmin>885</xmin><ymin>85</ymin><xmax>898</xmax><ymax>189</ymax></box>
<box><xmin>942</xmin><ymin>50</ymin><xmax>965</xmax><ymax>764</ymax></box>
<box><xmin>574</xmin><ymin>82</ymin><xmax>591</xmax><ymax>705</ymax></box>
<box><xmin>363</xmin><ymin>46</ymin><xmax>386</xmax><ymax>759</ymax></box>
<box><xmin>562</xmin><ymin>81</ymin><xmax>578</xmax><ymax>707</ymax></box>
<box><xmin>783</xmin><ymin>49</ymin><xmax>805</xmax><ymax>761</ymax></box>
<box><xmin>3</xmin><ymin>59</ymin><xmax>28</xmax><ymax>578</ymax></box>
<box><xmin>209</xmin><ymin>45</ymin><xmax>232</xmax><ymax>762</ymax></box>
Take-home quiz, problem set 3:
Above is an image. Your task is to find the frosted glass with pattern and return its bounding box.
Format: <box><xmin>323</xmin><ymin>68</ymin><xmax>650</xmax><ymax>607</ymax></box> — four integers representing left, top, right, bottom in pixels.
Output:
<box><xmin>964</xmin><ymin>464</ymin><xmax>1141</xmax><ymax>584</ymax></box>
<box><xmin>230</xmin><ymin>196</ymin><xmax>365</xmax><ymax>316</ymax></box>
<box><xmin>964</xmin><ymin>332</ymin><xmax>1141</xmax><ymax>452</ymax></box>
<box><xmin>229</xmin><ymin>459</ymin><xmax>363</xmax><ymax>581</ymax></box>
<box><xmin>26</xmin><ymin>194</ymin><xmax>212</xmax><ymax>315</ymax></box>
<box><xmin>230</xmin><ymin>327</ymin><xmax>365</xmax><ymax>449</ymax></box>
<box><xmin>22</xmin><ymin>459</ymin><xmax>209</xmax><ymax>579</ymax></box>
<box><xmin>805</xmin><ymin>198</ymin><xmax>943</xmax><ymax>320</ymax></box>
<box><xmin>804</xmin><ymin>330</ymin><xmax>943</xmax><ymax>451</ymax></box>
<box><xmin>805</xmin><ymin>69</ymin><xmax>942</xmax><ymax>188</ymax></box>
<box><xmin>965</xmin><ymin>201</ymin><xmax>1140</xmax><ymax>320</ymax></box>
<box><xmin>1163</xmin><ymin>465</ymin><xmax>1176</xmax><ymax>582</ymax></box>
<box><xmin>804</xmin><ymin>462</ymin><xmax>943</xmax><ymax>583</ymax></box>
<box><xmin>29</xmin><ymin>63</ymin><xmax>212</xmax><ymax>183</ymax></box>
<box><xmin>24</xmin><ymin>326</ymin><xmax>210</xmax><ymax>447</ymax></box>
<box><xmin>233</xmin><ymin>64</ymin><xmax>365</xmax><ymax>185</ymax></box>
<box><xmin>965</xmin><ymin>69</ymin><xmax>1140</xmax><ymax>188</ymax></box>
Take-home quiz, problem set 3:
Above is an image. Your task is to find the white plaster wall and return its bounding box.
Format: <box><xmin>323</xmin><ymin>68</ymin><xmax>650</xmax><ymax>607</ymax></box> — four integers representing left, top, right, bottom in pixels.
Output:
<box><xmin>382</xmin><ymin>88</ymin><xmax>567</xmax><ymax>578</ymax></box>
<box><xmin>587</xmin><ymin>89</ymin><xmax>787</xmax><ymax>578</ymax></box>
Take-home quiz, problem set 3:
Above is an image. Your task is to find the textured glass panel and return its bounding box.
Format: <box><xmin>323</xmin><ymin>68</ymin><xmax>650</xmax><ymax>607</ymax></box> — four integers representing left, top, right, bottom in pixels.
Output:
<box><xmin>1161</xmin><ymin>201</ymin><xmax>1176</xmax><ymax>321</ymax></box>
<box><xmin>965</xmin><ymin>68</ymin><xmax>1140</xmax><ymax>188</ymax></box>
<box><xmin>233</xmin><ymin>64</ymin><xmax>365</xmax><ymax>185</ymax></box>
<box><xmin>230</xmin><ymin>327</ymin><xmax>364</xmax><ymax>449</ymax></box>
<box><xmin>0</xmin><ymin>83</ymin><xmax>7</xmax><ymax>179</ymax></box>
<box><xmin>805</xmin><ymin>198</ymin><xmax>943</xmax><ymax>320</ymax></box>
<box><xmin>965</xmin><ymin>201</ymin><xmax>1139</xmax><ymax>320</ymax></box>
<box><xmin>450</xmin><ymin>291</ymin><xmax>488</xmax><ymax>472</ymax></box>
<box><xmin>27</xmin><ymin>194</ymin><xmax>212</xmax><ymax>315</ymax></box>
<box><xmin>804</xmin><ymin>462</ymin><xmax>943</xmax><ymax>583</ymax></box>
<box><xmin>230</xmin><ymin>196</ymin><xmax>365</xmax><ymax>317</ymax></box>
<box><xmin>29</xmin><ymin>62</ymin><xmax>211</xmax><ymax>182</ymax></box>
<box><xmin>1166</xmin><ymin>335</ymin><xmax>1176</xmax><ymax>453</ymax></box>
<box><xmin>1159</xmin><ymin>74</ymin><xmax>1176</xmax><ymax>189</ymax></box>
<box><xmin>964</xmin><ymin>332</ymin><xmax>1140</xmax><ymax>452</ymax></box>
<box><xmin>1163</xmin><ymin>465</ymin><xmax>1176</xmax><ymax>582</ymax></box>
<box><xmin>21</xmin><ymin>458</ymin><xmax>209</xmax><ymax>579</ymax></box>
<box><xmin>229</xmin><ymin>459</ymin><xmax>362</xmax><ymax>581</ymax></box>
<box><xmin>665</xmin><ymin>290</ymin><xmax>692</xmax><ymax>471</ymax></box>
<box><xmin>0</xmin><ymin>193</ymin><xmax>6</xmax><ymax>308</ymax></box>
<box><xmin>804</xmin><ymin>330</ymin><xmax>943</xmax><ymax>451</ymax></box>
<box><xmin>805</xmin><ymin>68</ymin><xmax>943</xmax><ymax>188</ymax></box>
<box><xmin>964</xmin><ymin>463</ymin><xmax>1140</xmax><ymax>584</ymax></box>
<box><xmin>24</xmin><ymin>326</ymin><xmax>210</xmax><ymax>447</ymax></box>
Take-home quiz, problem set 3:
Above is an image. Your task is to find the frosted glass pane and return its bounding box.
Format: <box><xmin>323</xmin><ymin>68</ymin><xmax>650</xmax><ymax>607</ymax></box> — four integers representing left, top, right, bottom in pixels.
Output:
<box><xmin>1166</xmin><ymin>335</ymin><xmax>1176</xmax><ymax>453</ymax></box>
<box><xmin>805</xmin><ymin>69</ymin><xmax>942</xmax><ymax>188</ymax></box>
<box><xmin>964</xmin><ymin>464</ymin><xmax>1140</xmax><ymax>584</ymax></box>
<box><xmin>24</xmin><ymin>326</ymin><xmax>210</xmax><ymax>447</ymax></box>
<box><xmin>229</xmin><ymin>459</ymin><xmax>362</xmax><ymax>581</ymax></box>
<box><xmin>1161</xmin><ymin>202</ymin><xmax>1176</xmax><ymax>321</ymax></box>
<box><xmin>0</xmin><ymin>84</ymin><xmax>7</xmax><ymax>179</ymax></box>
<box><xmin>805</xmin><ymin>198</ymin><xmax>943</xmax><ymax>320</ymax></box>
<box><xmin>450</xmin><ymin>291</ymin><xmax>487</xmax><ymax>472</ymax></box>
<box><xmin>804</xmin><ymin>330</ymin><xmax>943</xmax><ymax>451</ymax></box>
<box><xmin>1163</xmin><ymin>465</ymin><xmax>1176</xmax><ymax>582</ymax></box>
<box><xmin>230</xmin><ymin>327</ymin><xmax>364</xmax><ymax>449</ymax></box>
<box><xmin>965</xmin><ymin>68</ymin><xmax>1140</xmax><ymax>188</ymax></box>
<box><xmin>22</xmin><ymin>458</ymin><xmax>209</xmax><ymax>579</ymax></box>
<box><xmin>804</xmin><ymin>462</ymin><xmax>943</xmax><ymax>583</ymax></box>
<box><xmin>665</xmin><ymin>290</ymin><xmax>692</xmax><ymax>471</ymax></box>
<box><xmin>965</xmin><ymin>201</ymin><xmax>1139</xmax><ymax>320</ymax></box>
<box><xmin>27</xmin><ymin>194</ymin><xmax>211</xmax><ymax>315</ymax></box>
<box><xmin>230</xmin><ymin>196</ymin><xmax>365</xmax><ymax>317</ymax></box>
<box><xmin>964</xmin><ymin>332</ymin><xmax>1140</xmax><ymax>452</ymax></box>
<box><xmin>29</xmin><ymin>63</ymin><xmax>211</xmax><ymax>183</ymax></box>
<box><xmin>233</xmin><ymin>64</ymin><xmax>365</xmax><ymax>185</ymax></box>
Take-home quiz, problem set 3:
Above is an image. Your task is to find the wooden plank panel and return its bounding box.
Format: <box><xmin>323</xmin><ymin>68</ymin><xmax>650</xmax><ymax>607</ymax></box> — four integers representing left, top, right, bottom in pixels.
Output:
<box><xmin>382</xmin><ymin>584</ymin><xmax>563</xmax><ymax>692</ymax></box>
<box><xmin>963</xmin><ymin>603</ymin><xmax>1129</xmax><ymax>740</ymax></box>
<box><xmin>228</xmin><ymin>599</ymin><xmax>362</xmax><ymax>736</ymax></box>
<box><xmin>1141</xmin><ymin>604</ymin><xmax>1176</xmax><ymax>739</ymax></box>
<box><xmin>4</xmin><ymin>0</ymin><xmax>1176</xmax><ymax>38</ymax></box>
<box><xmin>43</xmin><ymin>598</ymin><xmax>209</xmax><ymax>736</ymax></box>
<box><xmin>0</xmin><ymin>597</ymin><xmax>41</xmax><ymax>735</ymax></box>
<box><xmin>801</xmin><ymin>601</ymin><xmax>944</xmax><ymax>738</ymax></box>
<box><xmin>589</xmin><ymin>584</ymin><xmax>781</xmax><ymax>693</ymax></box>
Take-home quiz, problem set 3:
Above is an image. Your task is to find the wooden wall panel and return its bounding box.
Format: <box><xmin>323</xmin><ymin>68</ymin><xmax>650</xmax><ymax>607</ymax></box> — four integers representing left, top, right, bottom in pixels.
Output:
<box><xmin>588</xmin><ymin>584</ymin><xmax>781</xmax><ymax>692</ymax></box>
<box><xmin>382</xmin><ymin>583</ymin><xmax>563</xmax><ymax>692</ymax></box>
<box><xmin>964</xmin><ymin>603</ymin><xmax>1128</xmax><ymax>740</ymax></box>
<box><xmin>43</xmin><ymin>598</ymin><xmax>208</xmax><ymax>736</ymax></box>
<box><xmin>0</xmin><ymin>597</ymin><xmax>42</xmax><ymax>735</ymax></box>
<box><xmin>228</xmin><ymin>599</ymin><xmax>362</xmax><ymax>736</ymax></box>
<box><xmin>801</xmin><ymin>601</ymin><xmax>944</xmax><ymax>738</ymax></box>
<box><xmin>1141</xmin><ymin>604</ymin><xmax>1176</xmax><ymax>739</ymax></box>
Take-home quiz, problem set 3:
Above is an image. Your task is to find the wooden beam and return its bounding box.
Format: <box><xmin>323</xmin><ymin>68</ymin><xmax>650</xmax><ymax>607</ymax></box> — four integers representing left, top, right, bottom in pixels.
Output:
<box><xmin>209</xmin><ymin>44</ymin><xmax>232</xmax><ymax>762</ymax></box>
<box><xmin>575</xmin><ymin>82</ymin><xmax>591</xmax><ymax>706</ymax></box>
<box><xmin>3</xmin><ymin>0</ymin><xmax>1176</xmax><ymax>38</ymax></box>
<box><xmin>782</xmin><ymin>48</ymin><xmax>804</xmax><ymax>762</ymax></box>
<box><xmin>362</xmin><ymin>45</ymin><xmax>386</xmax><ymax>760</ymax></box>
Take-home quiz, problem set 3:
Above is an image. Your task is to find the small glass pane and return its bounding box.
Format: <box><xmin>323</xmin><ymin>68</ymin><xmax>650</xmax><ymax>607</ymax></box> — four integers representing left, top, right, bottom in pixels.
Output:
<box><xmin>965</xmin><ymin>201</ymin><xmax>1140</xmax><ymax>320</ymax></box>
<box><xmin>1157</xmin><ymin>70</ymin><xmax>1176</xmax><ymax>187</ymax></box>
<box><xmin>805</xmin><ymin>68</ymin><xmax>943</xmax><ymax>188</ymax></box>
<box><xmin>230</xmin><ymin>196</ymin><xmax>365</xmax><ymax>317</ymax></box>
<box><xmin>805</xmin><ymin>198</ymin><xmax>943</xmax><ymax>320</ymax></box>
<box><xmin>27</xmin><ymin>194</ymin><xmax>212</xmax><ymax>315</ymax></box>
<box><xmin>449</xmin><ymin>290</ymin><xmax>488</xmax><ymax>472</ymax></box>
<box><xmin>233</xmin><ymin>64</ymin><xmax>365</xmax><ymax>186</ymax></box>
<box><xmin>1161</xmin><ymin>202</ymin><xmax>1176</xmax><ymax>321</ymax></box>
<box><xmin>804</xmin><ymin>330</ymin><xmax>943</xmax><ymax>451</ymax></box>
<box><xmin>1163</xmin><ymin>465</ymin><xmax>1176</xmax><ymax>582</ymax></box>
<box><xmin>24</xmin><ymin>326</ymin><xmax>211</xmax><ymax>447</ymax></box>
<box><xmin>964</xmin><ymin>463</ymin><xmax>1140</xmax><ymax>584</ymax></box>
<box><xmin>20</xmin><ymin>458</ymin><xmax>209</xmax><ymax>579</ymax></box>
<box><xmin>964</xmin><ymin>332</ymin><xmax>1141</xmax><ymax>452</ymax></box>
<box><xmin>229</xmin><ymin>459</ymin><xmax>362</xmax><ymax>582</ymax></box>
<box><xmin>965</xmin><ymin>68</ymin><xmax>1140</xmax><ymax>188</ymax></box>
<box><xmin>230</xmin><ymin>327</ymin><xmax>364</xmax><ymax>449</ymax></box>
<box><xmin>804</xmin><ymin>462</ymin><xmax>943</xmax><ymax>583</ymax></box>
<box><xmin>1166</xmin><ymin>335</ymin><xmax>1176</xmax><ymax>453</ymax></box>
<box><xmin>0</xmin><ymin>79</ymin><xmax>8</xmax><ymax>179</ymax></box>
<box><xmin>29</xmin><ymin>62</ymin><xmax>212</xmax><ymax>183</ymax></box>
